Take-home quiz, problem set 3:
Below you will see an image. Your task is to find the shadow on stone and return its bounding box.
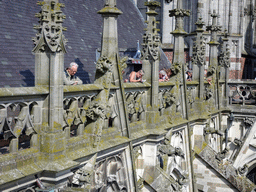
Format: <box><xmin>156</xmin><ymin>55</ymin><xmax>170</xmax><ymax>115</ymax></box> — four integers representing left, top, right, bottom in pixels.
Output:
<box><xmin>75</xmin><ymin>58</ymin><xmax>91</xmax><ymax>84</ymax></box>
<box><xmin>20</xmin><ymin>69</ymin><xmax>35</xmax><ymax>87</ymax></box>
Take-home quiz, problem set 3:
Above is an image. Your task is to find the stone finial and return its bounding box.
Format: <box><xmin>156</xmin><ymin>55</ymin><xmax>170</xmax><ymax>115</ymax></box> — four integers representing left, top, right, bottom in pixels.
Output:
<box><xmin>105</xmin><ymin>0</ymin><xmax>116</xmax><ymax>7</ymax></box>
<box><xmin>206</xmin><ymin>10</ymin><xmax>222</xmax><ymax>35</ymax></box>
<box><xmin>98</xmin><ymin>0</ymin><xmax>122</xmax><ymax>15</ymax></box>
<box><xmin>144</xmin><ymin>1</ymin><xmax>161</xmax><ymax>13</ymax></box>
<box><xmin>192</xmin><ymin>16</ymin><xmax>206</xmax><ymax>66</ymax></box>
<box><xmin>141</xmin><ymin>1</ymin><xmax>161</xmax><ymax>61</ymax></box>
<box><xmin>195</xmin><ymin>16</ymin><xmax>205</xmax><ymax>32</ymax></box>
<box><xmin>32</xmin><ymin>0</ymin><xmax>67</xmax><ymax>53</ymax></box>
<box><xmin>219</xmin><ymin>29</ymin><xmax>231</xmax><ymax>68</ymax></box>
<box><xmin>169</xmin><ymin>8</ymin><xmax>190</xmax><ymax>33</ymax></box>
<box><xmin>222</xmin><ymin>29</ymin><xmax>229</xmax><ymax>40</ymax></box>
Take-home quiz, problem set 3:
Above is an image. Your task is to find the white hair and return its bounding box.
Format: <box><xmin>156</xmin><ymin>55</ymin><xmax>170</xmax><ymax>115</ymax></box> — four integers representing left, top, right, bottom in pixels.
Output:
<box><xmin>70</xmin><ymin>62</ymin><xmax>78</xmax><ymax>68</ymax></box>
<box><xmin>159</xmin><ymin>70</ymin><xmax>167</xmax><ymax>76</ymax></box>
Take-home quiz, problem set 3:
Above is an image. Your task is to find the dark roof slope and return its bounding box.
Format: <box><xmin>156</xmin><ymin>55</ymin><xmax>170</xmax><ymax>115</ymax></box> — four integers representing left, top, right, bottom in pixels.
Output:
<box><xmin>0</xmin><ymin>0</ymin><xmax>170</xmax><ymax>87</ymax></box>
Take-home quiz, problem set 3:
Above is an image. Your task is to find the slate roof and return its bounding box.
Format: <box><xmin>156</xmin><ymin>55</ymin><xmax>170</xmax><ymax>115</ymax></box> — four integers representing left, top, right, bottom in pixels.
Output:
<box><xmin>0</xmin><ymin>0</ymin><xmax>171</xmax><ymax>88</ymax></box>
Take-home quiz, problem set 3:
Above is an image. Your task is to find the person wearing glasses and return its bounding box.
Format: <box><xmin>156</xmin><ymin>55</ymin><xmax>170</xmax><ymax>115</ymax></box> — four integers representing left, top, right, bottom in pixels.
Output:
<box><xmin>63</xmin><ymin>62</ymin><xmax>83</xmax><ymax>85</ymax></box>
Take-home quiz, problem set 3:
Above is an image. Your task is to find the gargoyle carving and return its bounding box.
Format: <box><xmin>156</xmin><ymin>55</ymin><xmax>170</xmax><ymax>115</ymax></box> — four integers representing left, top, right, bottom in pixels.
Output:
<box><xmin>237</xmin><ymin>164</ymin><xmax>248</xmax><ymax>176</ymax></box>
<box><xmin>233</xmin><ymin>138</ymin><xmax>242</xmax><ymax>146</ymax></box>
<box><xmin>158</xmin><ymin>131</ymin><xmax>185</xmax><ymax>172</ymax></box>
<box><xmin>243</xmin><ymin>117</ymin><xmax>255</xmax><ymax>127</ymax></box>
<box><xmin>204</xmin><ymin>122</ymin><xmax>224</xmax><ymax>144</ymax></box>
<box><xmin>86</xmin><ymin>102</ymin><xmax>106</xmax><ymax>121</ymax></box>
<box><xmin>170</xmin><ymin>62</ymin><xmax>182</xmax><ymax>75</ymax></box>
<box><xmin>173</xmin><ymin>168</ymin><xmax>189</xmax><ymax>185</ymax></box>
<box><xmin>216</xmin><ymin>147</ymin><xmax>229</xmax><ymax>162</ymax></box>
<box><xmin>207</xmin><ymin>65</ymin><xmax>216</xmax><ymax>77</ymax></box>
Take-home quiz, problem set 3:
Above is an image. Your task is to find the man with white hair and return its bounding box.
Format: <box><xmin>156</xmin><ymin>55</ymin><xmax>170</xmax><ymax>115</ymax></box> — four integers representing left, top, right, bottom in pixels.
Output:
<box><xmin>63</xmin><ymin>62</ymin><xmax>83</xmax><ymax>85</ymax></box>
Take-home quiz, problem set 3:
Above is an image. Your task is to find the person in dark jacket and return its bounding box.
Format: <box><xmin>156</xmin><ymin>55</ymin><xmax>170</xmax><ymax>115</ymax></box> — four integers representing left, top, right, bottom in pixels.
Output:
<box><xmin>63</xmin><ymin>62</ymin><xmax>83</xmax><ymax>85</ymax></box>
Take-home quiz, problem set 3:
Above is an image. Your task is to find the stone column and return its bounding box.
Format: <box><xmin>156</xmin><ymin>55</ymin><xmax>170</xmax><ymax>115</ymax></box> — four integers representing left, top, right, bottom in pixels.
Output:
<box><xmin>206</xmin><ymin>10</ymin><xmax>222</xmax><ymax>108</ymax></box>
<box><xmin>228</xmin><ymin>0</ymin><xmax>233</xmax><ymax>34</ymax></box>
<box><xmin>169</xmin><ymin>0</ymin><xmax>190</xmax><ymax>119</ymax></box>
<box><xmin>32</xmin><ymin>0</ymin><xmax>75</xmax><ymax>167</ymax></box>
<box><xmin>191</xmin><ymin>16</ymin><xmax>206</xmax><ymax>99</ymax></box>
<box><xmin>141</xmin><ymin>1</ymin><xmax>161</xmax><ymax>129</ymax></box>
<box><xmin>170</xmin><ymin>0</ymin><xmax>190</xmax><ymax>66</ymax></box>
<box><xmin>219</xmin><ymin>29</ymin><xmax>230</xmax><ymax>106</ymax></box>
<box><xmin>94</xmin><ymin>0</ymin><xmax>125</xmax><ymax>143</ymax></box>
<box><xmin>33</xmin><ymin>0</ymin><xmax>66</xmax><ymax>130</ymax></box>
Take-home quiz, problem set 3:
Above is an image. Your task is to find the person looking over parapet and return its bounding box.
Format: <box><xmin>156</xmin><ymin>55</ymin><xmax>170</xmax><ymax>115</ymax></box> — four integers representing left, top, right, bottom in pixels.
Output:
<box><xmin>186</xmin><ymin>70</ymin><xmax>192</xmax><ymax>81</ymax></box>
<box><xmin>63</xmin><ymin>62</ymin><xmax>83</xmax><ymax>85</ymax></box>
<box><xmin>165</xmin><ymin>68</ymin><xmax>172</xmax><ymax>79</ymax></box>
<box><xmin>129</xmin><ymin>69</ymin><xmax>145</xmax><ymax>83</ymax></box>
<box><xmin>159</xmin><ymin>69</ymin><xmax>169</xmax><ymax>82</ymax></box>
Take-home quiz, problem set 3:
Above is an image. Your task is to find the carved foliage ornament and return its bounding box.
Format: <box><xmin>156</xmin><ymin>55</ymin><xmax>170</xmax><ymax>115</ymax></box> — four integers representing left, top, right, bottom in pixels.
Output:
<box><xmin>119</xmin><ymin>56</ymin><xmax>128</xmax><ymax>73</ymax></box>
<box><xmin>72</xmin><ymin>154</ymin><xmax>97</xmax><ymax>188</ymax></box>
<box><xmin>96</xmin><ymin>56</ymin><xmax>112</xmax><ymax>74</ymax></box>
<box><xmin>195</xmin><ymin>17</ymin><xmax>205</xmax><ymax>29</ymax></box>
<box><xmin>33</xmin><ymin>1</ymin><xmax>67</xmax><ymax>53</ymax></box>
<box><xmin>169</xmin><ymin>9</ymin><xmax>190</xmax><ymax>17</ymax></box>
<box><xmin>206</xmin><ymin>25</ymin><xmax>222</xmax><ymax>32</ymax></box>
<box><xmin>192</xmin><ymin>35</ymin><xmax>206</xmax><ymax>65</ymax></box>
<box><xmin>126</xmin><ymin>91</ymin><xmax>144</xmax><ymax>116</ymax></box>
<box><xmin>144</xmin><ymin>1</ymin><xmax>161</xmax><ymax>8</ymax></box>
<box><xmin>86</xmin><ymin>102</ymin><xmax>106</xmax><ymax>121</ymax></box>
<box><xmin>219</xmin><ymin>47</ymin><xmax>230</xmax><ymax>68</ymax></box>
<box><xmin>170</xmin><ymin>62</ymin><xmax>182</xmax><ymax>75</ymax></box>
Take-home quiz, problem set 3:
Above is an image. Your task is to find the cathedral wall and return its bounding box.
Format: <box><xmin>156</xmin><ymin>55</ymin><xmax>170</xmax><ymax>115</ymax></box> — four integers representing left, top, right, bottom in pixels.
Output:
<box><xmin>193</xmin><ymin>157</ymin><xmax>238</xmax><ymax>192</ymax></box>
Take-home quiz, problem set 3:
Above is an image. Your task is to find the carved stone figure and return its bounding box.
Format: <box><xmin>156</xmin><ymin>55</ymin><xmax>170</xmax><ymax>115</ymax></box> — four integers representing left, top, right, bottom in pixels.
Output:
<box><xmin>237</xmin><ymin>164</ymin><xmax>248</xmax><ymax>176</ymax></box>
<box><xmin>72</xmin><ymin>154</ymin><xmax>97</xmax><ymax>189</ymax></box>
<box><xmin>204</xmin><ymin>86</ymin><xmax>213</xmax><ymax>100</ymax></box>
<box><xmin>233</xmin><ymin>138</ymin><xmax>242</xmax><ymax>146</ymax></box>
<box><xmin>170</xmin><ymin>62</ymin><xmax>182</xmax><ymax>76</ymax></box>
<box><xmin>126</xmin><ymin>91</ymin><xmax>144</xmax><ymax>122</ymax></box>
<box><xmin>216</xmin><ymin>147</ymin><xmax>229</xmax><ymax>162</ymax></box>
<box><xmin>243</xmin><ymin>117</ymin><xmax>255</xmax><ymax>127</ymax></box>
<box><xmin>96</xmin><ymin>56</ymin><xmax>112</xmax><ymax>74</ymax></box>
<box><xmin>204</xmin><ymin>121</ymin><xmax>224</xmax><ymax>151</ymax></box>
<box><xmin>92</xmin><ymin>155</ymin><xmax>127</xmax><ymax>191</ymax></box>
<box><xmin>158</xmin><ymin>130</ymin><xmax>184</xmax><ymax>172</ymax></box>
<box><xmin>86</xmin><ymin>102</ymin><xmax>106</xmax><ymax>121</ymax></box>
<box><xmin>86</xmin><ymin>102</ymin><xmax>106</xmax><ymax>147</ymax></box>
